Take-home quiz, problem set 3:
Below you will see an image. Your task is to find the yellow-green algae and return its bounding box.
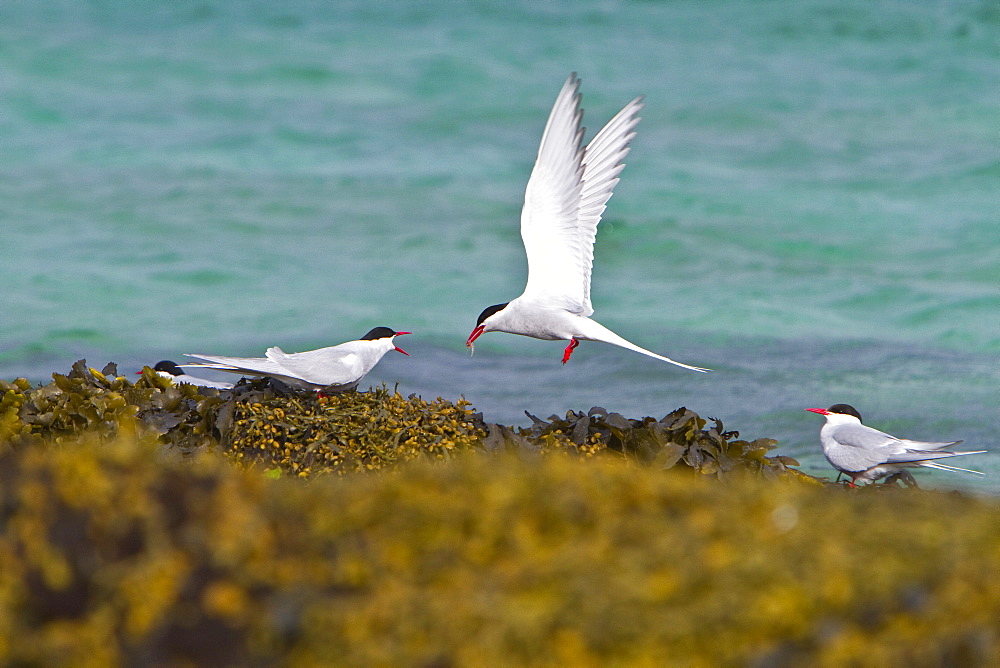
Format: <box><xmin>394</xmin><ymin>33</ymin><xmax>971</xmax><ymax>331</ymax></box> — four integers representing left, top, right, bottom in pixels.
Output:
<box><xmin>223</xmin><ymin>385</ymin><xmax>484</xmax><ymax>475</ymax></box>
<box><xmin>2</xmin><ymin>361</ymin><xmax>998</xmax><ymax>665</ymax></box>
<box><xmin>0</xmin><ymin>433</ymin><xmax>998</xmax><ymax>666</ymax></box>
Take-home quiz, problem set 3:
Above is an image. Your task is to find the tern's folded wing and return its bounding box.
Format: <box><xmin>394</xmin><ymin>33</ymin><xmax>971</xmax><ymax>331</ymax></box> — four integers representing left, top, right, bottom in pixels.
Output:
<box><xmin>886</xmin><ymin>442</ymin><xmax>981</xmax><ymax>465</ymax></box>
<box><xmin>184</xmin><ymin>353</ymin><xmax>287</xmax><ymax>375</ymax></box>
<box><xmin>827</xmin><ymin>423</ymin><xmax>903</xmax><ymax>470</ymax></box>
<box><xmin>264</xmin><ymin>345</ymin><xmax>365</xmax><ymax>387</ymax></box>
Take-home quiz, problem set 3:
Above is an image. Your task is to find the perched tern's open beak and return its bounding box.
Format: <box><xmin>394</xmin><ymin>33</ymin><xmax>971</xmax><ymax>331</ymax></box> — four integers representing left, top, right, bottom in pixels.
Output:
<box><xmin>466</xmin><ymin>325</ymin><xmax>485</xmax><ymax>355</ymax></box>
<box><xmin>393</xmin><ymin>332</ymin><xmax>411</xmax><ymax>356</ymax></box>
<box><xmin>805</xmin><ymin>408</ymin><xmax>829</xmax><ymax>415</ymax></box>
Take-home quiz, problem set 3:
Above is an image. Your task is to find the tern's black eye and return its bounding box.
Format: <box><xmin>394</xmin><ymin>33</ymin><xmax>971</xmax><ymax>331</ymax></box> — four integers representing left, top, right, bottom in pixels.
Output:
<box><xmin>361</xmin><ymin>327</ymin><xmax>397</xmax><ymax>341</ymax></box>
<box><xmin>827</xmin><ymin>403</ymin><xmax>863</xmax><ymax>421</ymax></box>
<box><xmin>476</xmin><ymin>303</ymin><xmax>509</xmax><ymax>327</ymax></box>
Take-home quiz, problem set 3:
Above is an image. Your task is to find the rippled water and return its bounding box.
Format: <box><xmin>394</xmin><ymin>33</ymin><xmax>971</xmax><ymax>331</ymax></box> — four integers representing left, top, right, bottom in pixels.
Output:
<box><xmin>2</xmin><ymin>1</ymin><xmax>997</xmax><ymax>489</ymax></box>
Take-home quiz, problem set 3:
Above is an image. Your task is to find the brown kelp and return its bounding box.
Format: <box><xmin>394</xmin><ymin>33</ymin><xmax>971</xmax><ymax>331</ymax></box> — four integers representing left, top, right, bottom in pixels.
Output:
<box><xmin>2</xmin><ymin>360</ymin><xmax>805</xmax><ymax>480</ymax></box>
<box><xmin>1</xmin><ymin>360</ymin><xmax>225</xmax><ymax>452</ymax></box>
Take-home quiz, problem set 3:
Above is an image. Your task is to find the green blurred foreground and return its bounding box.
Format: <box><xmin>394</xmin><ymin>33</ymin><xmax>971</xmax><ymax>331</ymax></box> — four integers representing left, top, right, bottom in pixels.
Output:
<box><xmin>0</xmin><ymin>364</ymin><xmax>998</xmax><ymax>665</ymax></box>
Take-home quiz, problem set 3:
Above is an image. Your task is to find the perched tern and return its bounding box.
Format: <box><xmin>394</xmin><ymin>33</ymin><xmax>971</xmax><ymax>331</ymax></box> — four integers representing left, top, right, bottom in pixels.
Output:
<box><xmin>465</xmin><ymin>73</ymin><xmax>707</xmax><ymax>372</ymax></box>
<box><xmin>182</xmin><ymin>327</ymin><xmax>410</xmax><ymax>392</ymax></box>
<box><xmin>139</xmin><ymin>360</ymin><xmax>235</xmax><ymax>390</ymax></box>
<box><xmin>806</xmin><ymin>404</ymin><xmax>985</xmax><ymax>486</ymax></box>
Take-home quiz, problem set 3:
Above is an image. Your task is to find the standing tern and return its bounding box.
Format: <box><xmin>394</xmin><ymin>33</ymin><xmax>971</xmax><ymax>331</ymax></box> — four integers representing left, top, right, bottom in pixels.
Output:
<box><xmin>806</xmin><ymin>404</ymin><xmax>985</xmax><ymax>486</ymax></box>
<box><xmin>465</xmin><ymin>73</ymin><xmax>708</xmax><ymax>372</ymax></box>
<box><xmin>182</xmin><ymin>327</ymin><xmax>410</xmax><ymax>392</ymax></box>
<box><xmin>139</xmin><ymin>360</ymin><xmax>235</xmax><ymax>390</ymax></box>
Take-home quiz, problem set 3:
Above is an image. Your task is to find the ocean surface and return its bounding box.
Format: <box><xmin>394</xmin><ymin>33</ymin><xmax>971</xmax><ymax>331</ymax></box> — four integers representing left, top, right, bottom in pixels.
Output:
<box><xmin>2</xmin><ymin>1</ymin><xmax>997</xmax><ymax>491</ymax></box>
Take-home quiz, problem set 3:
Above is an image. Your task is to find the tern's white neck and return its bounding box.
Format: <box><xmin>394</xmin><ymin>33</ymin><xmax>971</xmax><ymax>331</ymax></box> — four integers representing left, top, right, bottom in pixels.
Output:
<box><xmin>823</xmin><ymin>413</ymin><xmax>862</xmax><ymax>427</ymax></box>
<box><xmin>360</xmin><ymin>337</ymin><xmax>398</xmax><ymax>362</ymax></box>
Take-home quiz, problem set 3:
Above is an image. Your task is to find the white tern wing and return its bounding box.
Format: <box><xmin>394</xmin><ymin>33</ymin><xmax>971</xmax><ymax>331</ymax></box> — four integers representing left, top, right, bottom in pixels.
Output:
<box><xmin>827</xmin><ymin>423</ymin><xmax>908</xmax><ymax>471</ymax></box>
<box><xmin>829</xmin><ymin>422</ymin><xmax>974</xmax><ymax>470</ymax></box>
<box><xmin>576</xmin><ymin>91</ymin><xmax>643</xmax><ymax>310</ymax></box>
<box><xmin>519</xmin><ymin>73</ymin><xmax>643</xmax><ymax>315</ymax></box>
<box><xmin>264</xmin><ymin>343</ymin><xmax>366</xmax><ymax>387</ymax></box>
<box><xmin>182</xmin><ymin>353</ymin><xmax>317</xmax><ymax>388</ymax></box>
<box><xmin>184</xmin><ymin>353</ymin><xmax>287</xmax><ymax>376</ymax></box>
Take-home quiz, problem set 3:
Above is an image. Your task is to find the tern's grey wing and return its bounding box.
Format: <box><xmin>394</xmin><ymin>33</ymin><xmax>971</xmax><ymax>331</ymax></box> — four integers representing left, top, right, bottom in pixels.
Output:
<box><xmin>264</xmin><ymin>344</ymin><xmax>366</xmax><ymax>387</ymax></box>
<box><xmin>887</xmin><ymin>450</ymin><xmax>966</xmax><ymax>464</ymax></box>
<box><xmin>827</xmin><ymin>423</ymin><xmax>903</xmax><ymax>471</ymax></box>
<box><xmin>830</xmin><ymin>423</ymin><xmax>900</xmax><ymax>450</ymax></box>
<box><xmin>184</xmin><ymin>353</ymin><xmax>287</xmax><ymax>375</ymax></box>
<box><xmin>896</xmin><ymin>438</ymin><xmax>964</xmax><ymax>451</ymax></box>
<box><xmin>886</xmin><ymin>441</ymin><xmax>978</xmax><ymax>465</ymax></box>
<box><xmin>182</xmin><ymin>354</ymin><xmax>320</xmax><ymax>389</ymax></box>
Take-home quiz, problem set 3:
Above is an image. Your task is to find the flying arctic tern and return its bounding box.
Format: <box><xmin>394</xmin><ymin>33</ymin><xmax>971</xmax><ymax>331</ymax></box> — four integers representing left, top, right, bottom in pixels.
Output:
<box><xmin>465</xmin><ymin>73</ymin><xmax>707</xmax><ymax>372</ymax></box>
<box><xmin>182</xmin><ymin>327</ymin><xmax>410</xmax><ymax>392</ymax></box>
<box><xmin>806</xmin><ymin>404</ymin><xmax>985</xmax><ymax>486</ymax></box>
<box><xmin>139</xmin><ymin>360</ymin><xmax>235</xmax><ymax>390</ymax></box>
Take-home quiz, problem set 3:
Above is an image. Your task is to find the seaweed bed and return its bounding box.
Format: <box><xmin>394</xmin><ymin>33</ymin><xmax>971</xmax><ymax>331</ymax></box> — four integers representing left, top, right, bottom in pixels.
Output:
<box><xmin>1</xmin><ymin>362</ymin><xmax>998</xmax><ymax>665</ymax></box>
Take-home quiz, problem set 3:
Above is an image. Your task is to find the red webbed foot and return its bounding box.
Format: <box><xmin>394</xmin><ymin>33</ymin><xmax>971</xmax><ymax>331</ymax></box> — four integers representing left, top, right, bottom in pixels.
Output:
<box><xmin>562</xmin><ymin>338</ymin><xmax>579</xmax><ymax>364</ymax></box>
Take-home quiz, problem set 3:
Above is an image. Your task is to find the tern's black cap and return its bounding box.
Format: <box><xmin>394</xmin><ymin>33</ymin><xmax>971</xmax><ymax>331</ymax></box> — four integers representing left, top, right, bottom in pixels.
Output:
<box><xmin>153</xmin><ymin>361</ymin><xmax>182</xmax><ymax>376</ymax></box>
<box><xmin>827</xmin><ymin>404</ymin><xmax>863</xmax><ymax>421</ymax></box>
<box><xmin>361</xmin><ymin>327</ymin><xmax>399</xmax><ymax>341</ymax></box>
<box><xmin>476</xmin><ymin>303</ymin><xmax>509</xmax><ymax>327</ymax></box>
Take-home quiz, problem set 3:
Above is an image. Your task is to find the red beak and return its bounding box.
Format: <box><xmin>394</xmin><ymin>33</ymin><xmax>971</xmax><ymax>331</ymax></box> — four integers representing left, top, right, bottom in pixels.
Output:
<box><xmin>393</xmin><ymin>332</ymin><xmax>410</xmax><ymax>356</ymax></box>
<box><xmin>466</xmin><ymin>325</ymin><xmax>485</xmax><ymax>348</ymax></box>
<box><xmin>805</xmin><ymin>408</ymin><xmax>829</xmax><ymax>415</ymax></box>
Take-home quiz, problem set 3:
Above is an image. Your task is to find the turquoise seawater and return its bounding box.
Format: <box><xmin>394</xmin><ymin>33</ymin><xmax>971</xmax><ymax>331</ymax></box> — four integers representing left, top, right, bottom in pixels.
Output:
<box><xmin>2</xmin><ymin>1</ymin><xmax>997</xmax><ymax>489</ymax></box>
